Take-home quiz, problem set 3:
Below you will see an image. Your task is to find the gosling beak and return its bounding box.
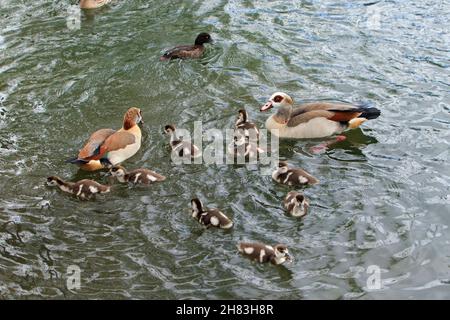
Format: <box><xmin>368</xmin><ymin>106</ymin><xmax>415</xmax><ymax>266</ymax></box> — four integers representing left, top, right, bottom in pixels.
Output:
<box><xmin>285</xmin><ymin>253</ymin><xmax>293</xmax><ymax>262</ymax></box>
<box><xmin>260</xmin><ymin>101</ymin><xmax>273</xmax><ymax>112</ymax></box>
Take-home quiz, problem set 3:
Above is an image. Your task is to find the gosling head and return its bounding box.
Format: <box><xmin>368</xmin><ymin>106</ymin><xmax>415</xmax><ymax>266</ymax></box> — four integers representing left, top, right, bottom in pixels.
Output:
<box><xmin>273</xmin><ymin>244</ymin><xmax>292</xmax><ymax>264</ymax></box>
<box><xmin>109</xmin><ymin>165</ymin><xmax>127</xmax><ymax>178</ymax></box>
<box><xmin>46</xmin><ymin>176</ymin><xmax>63</xmax><ymax>187</ymax></box>
<box><xmin>277</xmin><ymin>161</ymin><xmax>289</xmax><ymax>174</ymax></box>
<box><xmin>164</xmin><ymin>124</ymin><xmax>176</xmax><ymax>135</ymax></box>
<box><xmin>190</xmin><ymin>198</ymin><xmax>204</xmax><ymax>218</ymax></box>
<box><xmin>292</xmin><ymin>193</ymin><xmax>309</xmax><ymax>218</ymax></box>
<box><xmin>236</xmin><ymin>109</ymin><xmax>248</xmax><ymax>125</ymax></box>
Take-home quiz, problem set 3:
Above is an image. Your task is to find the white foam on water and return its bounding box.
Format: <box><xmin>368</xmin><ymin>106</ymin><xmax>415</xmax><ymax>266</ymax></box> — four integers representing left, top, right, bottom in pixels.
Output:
<box><xmin>33</xmin><ymin>100</ymin><xmax>46</xmax><ymax>114</ymax></box>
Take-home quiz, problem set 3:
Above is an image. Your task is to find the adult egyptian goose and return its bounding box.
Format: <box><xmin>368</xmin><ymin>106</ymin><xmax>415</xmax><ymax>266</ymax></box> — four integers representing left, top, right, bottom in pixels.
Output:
<box><xmin>272</xmin><ymin>161</ymin><xmax>319</xmax><ymax>186</ymax></box>
<box><xmin>238</xmin><ymin>242</ymin><xmax>292</xmax><ymax>265</ymax></box>
<box><xmin>47</xmin><ymin>176</ymin><xmax>111</xmax><ymax>200</ymax></box>
<box><xmin>260</xmin><ymin>92</ymin><xmax>381</xmax><ymax>139</ymax></box>
<box><xmin>67</xmin><ymin>107</ymin><xmax>143</xmax><ymax>170</ymax></box>
<box><xmin>79</xmin><ymin>0</ymin><xmax>111</xmax><ymax>9</ymax></box>
<box><xmin>160</xmin><ymin>33</ymin><xmax>213</xmax><ymax>61</ymax></box>
<box><xmin>283</xmin><ymin>191</ymin><xmax>309</xmax><ymax>218</ymax></box>
<box><xmin>190</xmin><ymin>198</ymin><xmax>233</xmax><ymax>229</ymax></box>
<box><xmin>109</xmin><ymin>165</ymin><xmax>166</xmax><ymax>185</ymax></box>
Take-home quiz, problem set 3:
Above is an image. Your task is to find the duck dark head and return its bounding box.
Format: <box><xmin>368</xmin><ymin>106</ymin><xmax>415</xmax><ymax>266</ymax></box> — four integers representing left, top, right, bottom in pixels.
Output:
<box><xmin>237</xmin><ymin>109</ymin><xmax>248</xmax><ymax>123</ymax></box>
<box><xmin>47</xmin><ymin>176</ymin><xmax>63</xmax><ymax>186</ymax></box>
<box><xmin>278</xmin><ymin>161</ymin><xmax>289</xmax><ymax>168</ymax></box>
<box><xmin>110</xmin><ymin>165</ymin><xmax>126</xmax><ymax>178</ymax></box>
<box><xmin>274</xmin><ymin>244</ymin><xmax>293</xmax><ymax>263</ymax></box>
<box><xmin>195</xmin><ymin>33</ymin><xmax>213</xmax><ymax>46</ymax></box>
<box><xmin>164</xmin><ymin>124</ymin><xmax>176</xmax><ymax>134</ymax></box>
<box><xmin>296</xmin><ymin>193</ymin><xmax>305</xmax><ymax>204</ymax></box>
<box><xmin>191</xmin><ymin>198</ymin><xmax>204</xmax><ymax>217</ymax></box>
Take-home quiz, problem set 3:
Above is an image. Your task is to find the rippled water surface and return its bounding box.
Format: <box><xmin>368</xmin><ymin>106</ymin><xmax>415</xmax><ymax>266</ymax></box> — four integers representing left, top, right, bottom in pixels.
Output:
<box><xmin>1</xmin><ymin>0</ymin><xmax>449</xmax><ymax>299</ymax></box>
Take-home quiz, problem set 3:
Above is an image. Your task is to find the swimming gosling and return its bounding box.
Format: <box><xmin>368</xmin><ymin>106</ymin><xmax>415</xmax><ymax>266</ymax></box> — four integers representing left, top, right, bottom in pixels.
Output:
<box><xmin>109</xmin><ymin>165</ymin><xmax>166</xmax><ymax>185</ymax></box>
<box><xmin>46</xmin><ymin>176</ymin><xmax>111</xmax><ymax>200</ymax></box>
<box><xmin>238</xmin><ymin>242</ymin><xmax>292</xmax><ymax>265</ymax></box>
<box><xmin>283</xmin><ymin>191</ymin><xmax>309</xmax><ymax>218</ymax></box>
<box><xmin>190</xmin><ymin>198</ymin><xmax>233</xmax><ymax>229</ymax></box>
<box><xmin>272</xmin><ymin>161</ymin><xmax>319</xmax><ymax>186</ymax></box>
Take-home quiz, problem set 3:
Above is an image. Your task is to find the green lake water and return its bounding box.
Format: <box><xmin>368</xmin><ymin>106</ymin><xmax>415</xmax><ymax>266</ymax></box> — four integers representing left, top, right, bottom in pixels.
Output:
<box><xmin>0</xmin><ymin>0</ymin><xmax>449</xmax><ymax>299</ymax></box>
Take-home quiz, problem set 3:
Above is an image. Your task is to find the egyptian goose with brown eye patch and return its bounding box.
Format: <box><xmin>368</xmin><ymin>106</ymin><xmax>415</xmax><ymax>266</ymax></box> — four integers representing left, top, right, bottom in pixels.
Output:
<box><xmin>164</xmin><ymin>124</ymin><xmax>202</xmax><ymax>160</ymax></box>
<box><xmin>109</xmin><ymin>165</ymin><xmax>166</xmax><ymax>185</ymax></box>
<box><xmin>260</xmin><ymin>92</ymin><xmax>381</xmax><ymax>139</ymax></box>
<box><xmin>160</xmin><ymin>33</ymin><xmax>213</xmax><ymax>61</ymax></box>
<box><xmin>272</xmin><ymin>161</ymin><xmax>319</xmax><ymax>186</ymax></box>
<box><xmin>283</xmin><ymin>191</ymin><xmax>309</xmax><ymax>218</ymax></box>
<box><xmin>190</xmin><ymin>198</ymin><xmax>233</xmax><ymax>229</ymax></box>
<box><xmin>235</xmin><ymin>108</ymin><xmax>259</xmax><ymax>142</ymax></box>
<box><xmin>238</xmin><ymin>242</ymin><xmax>292</xmax><ymax>265</ymax></box>
<box><xmin>79</xmin><ymin>0</ymin><xmax>111</xmax><ymax>9</ymax></box>
<box><xmin>67</xmin><ymin>107</ymin><xmax>143</xmax><ymax>170</ymax></box>
<box><xmin>46</xmin><ymin>176</ymin><xmax>111</xmax><ymax>200</ymax></box>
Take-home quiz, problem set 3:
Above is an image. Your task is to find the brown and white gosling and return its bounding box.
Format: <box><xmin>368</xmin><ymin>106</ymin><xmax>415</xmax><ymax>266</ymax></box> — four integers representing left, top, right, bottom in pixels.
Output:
<box><xmin>164</xmin><ymin>124</ymin><xmax>202</xmax><ymax>160</ymax></box>
<box><xmin>272</xmin><ymin>161</ymin><xmax>319</xmax><ymax>186</ymax></box>
<box><xmin>46</xmin><ymin>176</ymin><xmax>111</xmax><ymax>200</ymax></box>
<box><xmin>283</xmin><ymin>191</ymin><xmax>309</xmax><ymax>218</ymax></box>
<box><xmin>227</xmin><ymin>133</ymin><xmax>264</xmax><ymax>162</ymax></box>
<box><xmin>109</xmin><ymin>165</ymin><xmax>166</xmax><ymax>185</ymax></box>
<box><xmin>190</xmin><ymin>198</ymin><xmax>233</xmax><ymax>229</ymax></box>
<box><xmin>235</xmin><ymin>108</ymin><xmax>259</xmax><ymax>142</ymax></box>
<box><xmin>238</xmin><ymin>242</ymin><xmax>292</xmax><ymax>265</ymax></box>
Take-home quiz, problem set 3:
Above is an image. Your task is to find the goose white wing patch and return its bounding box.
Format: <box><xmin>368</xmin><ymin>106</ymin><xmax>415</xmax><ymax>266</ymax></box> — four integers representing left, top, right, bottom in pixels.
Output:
<box><xmin>76</xmin><ymin>185</ymin><xmax>83</xmax><ymax>196</ymax></box>
<box><xmin>299</xmin><ymin>176</ymin><xmax>308</xmax><ymax>184</ymax></box>
<box><xmin>210</xmin><ymin>216</ymin><xmax>220</xmax><ymax>226</ymax></box>
<box><xmin>134</xmin><ymin>173</ymin><xmax>141</xmax><ymax>183</ymax></box>
<box><xmin>259</xmin><ymin>249</ymin><xmax>266</xmax><ymax>263</ymax></box>
<box><xmin>244</xmin><ymin>247</ymin><xmax>254</xmax><ymax>255</ymax></box>
<box><xmin>60</xmin><ymin>185</ymin><xmax>72</xmax><ymax>193</ymax></box>
<box><xmin>183</xmin><ymin>147</ymin><xmax>191</xmax><ymax>156</ymax></box>
<box><xmin>283</xmin><ymin>172</ymin><xmax>293</xmax><ymax>184</ymax></box>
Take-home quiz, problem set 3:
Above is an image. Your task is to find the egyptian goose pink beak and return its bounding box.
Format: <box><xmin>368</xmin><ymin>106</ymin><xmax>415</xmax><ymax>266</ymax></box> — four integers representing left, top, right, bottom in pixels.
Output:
<box><xmin>260</xmin><ymin>101</ymin><xmax>273</xmax><ymax>112</ymax></box>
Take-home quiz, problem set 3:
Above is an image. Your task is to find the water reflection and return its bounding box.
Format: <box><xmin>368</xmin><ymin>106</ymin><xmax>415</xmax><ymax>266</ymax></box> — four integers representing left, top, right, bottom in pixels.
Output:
<box><xmin>0</xmin><ymin>0</ymin><xmax>449</xmax><ymax>299</ymax></box>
